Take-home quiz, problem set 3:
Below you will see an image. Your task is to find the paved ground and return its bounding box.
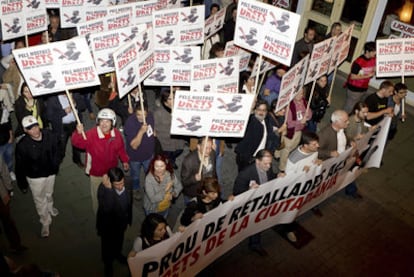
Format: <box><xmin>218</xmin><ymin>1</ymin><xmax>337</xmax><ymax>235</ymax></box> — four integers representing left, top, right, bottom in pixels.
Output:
<box><xmin>2</xmin><ymin>73</ymin><xmax>414</xmax><ymax>277</ymax></box>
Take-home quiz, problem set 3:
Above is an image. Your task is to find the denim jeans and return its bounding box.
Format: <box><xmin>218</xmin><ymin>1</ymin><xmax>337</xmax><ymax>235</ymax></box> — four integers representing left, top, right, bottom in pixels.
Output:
<box><xmin>130</xmin><ymin>158</ymin><xmax>151</xmax><ymax>190</ymax></box>
<box><xmin>0</xmin><ymin>142</ymin><xmax>13</xmax><ymax>172</ymax></box>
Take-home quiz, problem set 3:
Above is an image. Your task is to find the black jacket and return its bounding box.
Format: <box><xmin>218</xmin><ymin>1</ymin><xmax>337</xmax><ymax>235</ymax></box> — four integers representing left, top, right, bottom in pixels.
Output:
<box><xmin>96</xmin><ymin>183</ymin><xmax>132</xmax><ymax>236</ymax></box>
<box><xmin>15</xmin><ymin>129</ymin><xmax>61</xmax><ymax>191</ymax></box>
<box><xmin>233</xmin><ymin>163</ymin><xmax>276</xmax><ymax>196</ymax></box>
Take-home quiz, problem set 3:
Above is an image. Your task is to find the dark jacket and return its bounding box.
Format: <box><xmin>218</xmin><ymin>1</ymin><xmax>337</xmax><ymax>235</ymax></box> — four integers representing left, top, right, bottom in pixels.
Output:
<box><xmin>96</xmin><ymin>183</ymin><xmax>132</xmax><ymax>236</ymax></box>
<box><xmin>233</xmin><ymin>163</ymin><xmax>276</xmax><ymax>196</ymax></box>
<box><xmin>181</xmin><ymin>150</ymin><xmax>216</xmax><ymax>198</ymax></box>
<box><xmin>15</xmin><ymin>129</ymin><xmax>61</xmax><ymax>192</ymax></box>
<box><xmin>235</xmin><ymin>114</ymin><xmax>272</xmax><ymax>163</ymax></box>
<box><xmin>180</xmin><ymin>196</ymin><xmax>223</xmax><ymax>226</ymax></box>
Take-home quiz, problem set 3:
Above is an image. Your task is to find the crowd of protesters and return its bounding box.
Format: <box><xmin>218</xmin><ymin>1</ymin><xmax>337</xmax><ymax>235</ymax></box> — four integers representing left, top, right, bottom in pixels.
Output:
<box><xmin>0</xmin><ymin>3</ymin><xmax>409</xmax><ymax>276</ymax></box>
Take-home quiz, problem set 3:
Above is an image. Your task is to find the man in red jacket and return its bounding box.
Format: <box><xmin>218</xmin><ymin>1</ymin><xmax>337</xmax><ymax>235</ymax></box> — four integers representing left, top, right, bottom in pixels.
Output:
<box><xmin>72</xmin><ymin>108</ymin><xmax>129</xmax><ymax>214</ymax></box>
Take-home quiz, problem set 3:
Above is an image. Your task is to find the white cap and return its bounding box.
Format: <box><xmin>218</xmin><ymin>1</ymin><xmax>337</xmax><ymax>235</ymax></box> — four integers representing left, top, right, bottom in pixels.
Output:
<box><xmin>21</xmin><ymin>115</ymin><xmax>39</xmax><ymax>129</ymax></box>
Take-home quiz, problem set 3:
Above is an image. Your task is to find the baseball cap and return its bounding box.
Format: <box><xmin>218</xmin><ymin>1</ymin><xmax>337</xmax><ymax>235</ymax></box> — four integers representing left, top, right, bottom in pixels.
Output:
<box><xmin>22</xmin><ymin>115</ymin><xmax>39</xmax><ymax>129</ymax></box>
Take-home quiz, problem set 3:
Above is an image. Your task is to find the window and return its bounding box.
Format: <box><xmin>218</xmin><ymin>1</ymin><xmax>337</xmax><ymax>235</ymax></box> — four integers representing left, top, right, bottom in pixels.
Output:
<box><xmin>311</xmin><ymin>0</ymin><xmax>334</xmax><ymax>17</ymax></box>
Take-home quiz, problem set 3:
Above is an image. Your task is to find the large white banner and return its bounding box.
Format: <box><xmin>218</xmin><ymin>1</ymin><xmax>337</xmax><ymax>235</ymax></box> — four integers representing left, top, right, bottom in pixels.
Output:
<box><xmin>170</xmin><ymin>91</ymin><xmax>254</xmax><ymax>137</ymax></box>
<box><xmin>145</xmin><ymin>46</ymin><xmax>201</xmax><ymax>87</ymax></box>
<box><xmin>153</xmin><ymin>5</ymin><xmax>205</xmax><ymax>47</ymax></box>
<box><xmin>234</xmin><ymin>0</ymin><xmax>300</xmax><ymax>66</ymax></box>
<box><xmin>13</xmin><ymin>37</ymin><xmax>100</xmax><ymax>96</ymax></box>
<box><xmin>190</xmin><ymin>57</ymin><xmax>240</xmax><ymax>94</ymax></box>
<box><xmin>376</xmin><ymin>38</ymin><xmax>414</xmax><ymax>77</ymax></box>
<box><xmin>129</xmin><ymin>117</ymin><xmax>390</xmax><ymax>276</ymax></box>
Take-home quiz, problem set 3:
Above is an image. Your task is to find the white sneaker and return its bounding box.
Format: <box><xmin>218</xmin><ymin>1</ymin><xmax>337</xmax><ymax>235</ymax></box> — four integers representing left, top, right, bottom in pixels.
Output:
<box><xmin>287</xmin><ymin>231</ymin><xmax>297</xmax><ymax>242</ymax></box>
<box><xmin>41</xmin><ymin>225</ymin><xmax>50</xmax><ymax>238</ymax></box>
<box><xmin>49</xmin><ymin>208</ymin><xmax>59</xmax><ymax>216</ymax></box>
<box><xmin>10</xmin><ymin>171</ymin><xmax>16</xmax><ymax>181</ymax></box>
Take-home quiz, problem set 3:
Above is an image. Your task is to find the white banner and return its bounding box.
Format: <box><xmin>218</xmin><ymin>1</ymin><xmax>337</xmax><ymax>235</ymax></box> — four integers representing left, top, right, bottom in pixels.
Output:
<box><xmin>13</xmin><ymin>37</ymin><xmax>100</xmax><ymax>96</ymax></box>
<box><xmin>190</xmin><ymin>56</ymin><xmax>240</xmax><ymax>94</ymax></box>
<box><xmin>234</xmin><ymin>0</ymin><xmax>300</xmax><ymax>66</ymax></box>
<box><xmin>129</xmin><ymin>116</ymin><xmax>390</xmax><ymax>276</ymax></box>
<box><xmin>145</xmin><ymin>46</ymin><xmax>200</xmax><ymax>87</ymax></box>
<box><xmin>171</xmin><ymin>91</ymin><xmax>254</xmax><ymax>137</ymax></box>
<box><xmin>391</xmin><ymin>20</ymin><xmax>414</xmax><ymax>38</ymax></box>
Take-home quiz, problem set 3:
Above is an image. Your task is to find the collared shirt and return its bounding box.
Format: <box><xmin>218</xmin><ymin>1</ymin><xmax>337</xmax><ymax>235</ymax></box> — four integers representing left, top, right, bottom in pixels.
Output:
<box><xmin>337</xmin><ymin>129</ymin><xmax>346</xmax><ymax>153</ymax></box>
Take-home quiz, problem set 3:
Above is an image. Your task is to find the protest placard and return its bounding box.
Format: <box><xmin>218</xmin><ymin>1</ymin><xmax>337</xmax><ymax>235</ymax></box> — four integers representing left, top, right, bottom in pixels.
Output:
<box><xmin>171</xmin><ymin>91</ymin><xmax>254</xmax><ymax>137</ymax></box>
<box><xmin>145</xmin><ymin>46</ymin><xmax>200</xmax><ymax>87</ymax></box>
<box><xmin>191</xmin><ymin>56</ymin><xmax>240</xmax><ymax>93</ymax></box>
<box><xmin>234</xmin><ymin>0</ymin><xmax>300</xmax><ymax>66</ymax></box>
<box><xmin>205</xmin><ymin>6</ymin><xmax>226</xmax><ymax>40</ymax></box>
<box><xmin>153</xmin><ymin>5</ymin><xmax>205</xmax><ymax>47</ymax></box>
<box><xmin>224</xmin><ymin>41</ymin><xmax>252</xmax><ymax>72</ymax></box>
<box><xmin>276</xmin><ymin>54</ymin><xmax>308</xmax><ymax>111</ymax></box>
<box><xmin>376</xmin><ymin>38</ymin><xmax>414</xmax><ymax>77</ymax></box>
<box><xmin>113</xmin><ymin>40</ymin><xmax>139</xmax><ymax>98</ymax></box>
<box><xmin>304</xmin><ymin>37</ymin><xmax>335</xmax><ymax>84</ymax></box>
<box><xmin>13</xmin><ymin>37</ymin><xmax>100</xmax><ymax>96</ymax></box>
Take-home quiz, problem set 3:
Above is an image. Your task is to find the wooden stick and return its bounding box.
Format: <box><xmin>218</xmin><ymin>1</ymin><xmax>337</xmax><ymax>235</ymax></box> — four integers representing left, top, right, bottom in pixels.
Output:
<box><xmin>258</xmin><ymin>70</ymin><xmax>267</xmax><ymax>94</ymax></box>
<box><xmin>402</xmin><ymin>74</ymin><xmax>405</xmax><ymax>122</ymax></box>
<box><xmin>305</xmin><ymin>80</ymin><xmax>316</xmax><ymax>116</ymax></box>
<box><xmin>254</xmin><ymin>54</ymin><xmax>263</xmax><ymax>96</ymax></box>
<box><xmin>198</xmin><ymin>136</ymin><xmax>209</xmax><ymax>175</ymax></box>
<box><xmin>138</xmin><ymin>83</ymin><xmax>146</xmax><ymax>125</ymax></box>
<box><xmin>328</xmin><ymin>67</ymin><xmax>337</xmax><ymax>99</ymax></box>
<box><xmin>66</xmin><ymin>90</ymin><xmax>86</xmax><ymax>140</ymax></box>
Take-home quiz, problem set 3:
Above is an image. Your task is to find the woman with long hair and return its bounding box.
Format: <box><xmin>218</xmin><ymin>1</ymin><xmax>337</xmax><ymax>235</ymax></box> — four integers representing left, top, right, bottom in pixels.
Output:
<box><xmin>143</xmin><ymin>154</ymin><xmax>182</xmax><ymax>218</ymax></box>
<box><xmin>128</xmin><ymin>213</ymin><xmax>172</xmax><ymax>257</ymax></box>
<box><xmin>14</xmin><ymin>83</ymin><xmax>46</xmax><ymax>137</ymax></box>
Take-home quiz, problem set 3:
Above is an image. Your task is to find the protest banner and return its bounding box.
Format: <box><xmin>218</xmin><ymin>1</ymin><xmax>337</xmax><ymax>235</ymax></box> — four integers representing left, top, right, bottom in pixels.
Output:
<box><xmin>250</xmin><ymin>57</ymin><xmax>277</xmax><ymax>77</ymax></box>
<box><xmin>205</xmin><ymin>7</ymin><xmax>226</xmax><ymax>40</ymax></box>
<box><xmin>1</xmin><ymin>0</ymin><xmax>25</xmax><ymax>40</ymax></box>
<box><xmin>304</xmin><ymin>37</ymin><xmax>335</xmax><ymax>85</ymax></box>
<box><xmin>136</xmin><ymin>26</ymin><xmax>155</xmax><ymax>83</ymax></box>
<box><xmin>128</xmin><ymin>117</ymin><xmax>390</xmax><ymax>277</ymax></box>
<box><xmin>391</xmin><ymin>20</ymin><xmax>414</xmax><ymax>38</ymax></box>
<box><xmin>337</xmin><ymin>24</ymin><xmax>353</xmax><ymax>67</ymax></box>
<box><xmin>13</xmin><ymin>37</ymin><xmax>100</xmax><ymax>96</ymax></box>
<box><xmin>1</xmin><ymin>0</ymin><xmax>47</xmax><ymax>40</ymax></box>
<box><xmin>234</xmin><ymin>0</ymin><xmax>300</xmax><ymax>66</ymax></box>
<box><xmin>276</xmin><ymin>54</ymin><xmax>308</xmax><ymax>112</ymax></box>
<box><xmin>89</xmin><ymin>25</ymin><xmax>145</xmax><ymax>75</ymax></box>
<box><xmin>190</xmin><ymin>56</ymin><xmax>240</xmax><ymax>94</ymax></box>
<box><xmin>60</xmin><ymin>0</ymin><xmax>86</xmax><ymax>29</ymax></box>
<box><xmin>107</xmin><ymin>2</ymin><xmax>134</xmax><ymax>17</ymax></box>
<box><xmin>85</xmin><ymin>7</ymin><xmax>108</xmax><ymax>22</ymax></box>
<box><xmin>170</xmin><ymin>91</ymin><xmax>254</xmax><ymax>137</ymax></box>
<box><xmin>113</xmin><ymin>40</ymin><xmax>139</xmax><ymax>99</ymax></box>
<box><xmin>145</xmin><ymin>46</ymin><xmax>200</xmax><ymax>87</ymax></box>
<box><xmin>224</xmin><ymin>41</ymin><xmax>252</xmax><ymax>72</ymax></box>
<box><xmin>153</xmin><ymin>5</ymin><xmax>205</xmax><ymax>47</ymax></box>
<box><xmin>133</xmin><ymin>0</ymin><xmax>177</xmax><ymax>26</ymax></box>
<box><xmin>77</xmin><ymin>11</ymin><xmax>132</xmax><ymax>38</ymax></box>
<box><xmin>376</xmin><ymin>38</ymin><xmax>414</xmax><ymax>78</ymax></box>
